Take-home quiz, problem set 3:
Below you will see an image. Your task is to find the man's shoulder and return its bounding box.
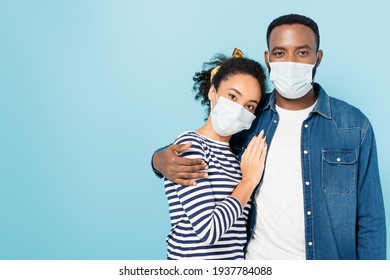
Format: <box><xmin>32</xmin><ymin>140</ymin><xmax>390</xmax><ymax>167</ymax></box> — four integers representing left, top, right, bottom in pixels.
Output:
<box><xmin>327</xmin><ymin>95</ymin><xmax>370</xmax><ymax>128</ymax></box>
<box><xmin>328</xmin><ymin>95</ymin><xmax>367</xmax><ymax>118</ymax></box>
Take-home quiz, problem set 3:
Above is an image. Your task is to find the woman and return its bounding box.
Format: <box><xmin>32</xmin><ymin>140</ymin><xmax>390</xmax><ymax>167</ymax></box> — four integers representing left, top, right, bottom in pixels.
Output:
<box><xmin>165</xmin><ymin>48</ymin><xmax>267</xmax><ymax>259</ymax></box>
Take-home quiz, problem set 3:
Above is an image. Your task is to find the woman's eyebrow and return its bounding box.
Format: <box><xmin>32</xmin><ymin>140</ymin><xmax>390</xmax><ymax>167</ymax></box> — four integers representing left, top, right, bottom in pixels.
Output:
<box><xmin>229</xmin><ymin>88</ymin><xmax>243</xmax><ymax>96</ymax></box>
<box><xmin>229</xmin><ymin>88</ymin><xmax>258</xmax><ymax>104</ymax></box>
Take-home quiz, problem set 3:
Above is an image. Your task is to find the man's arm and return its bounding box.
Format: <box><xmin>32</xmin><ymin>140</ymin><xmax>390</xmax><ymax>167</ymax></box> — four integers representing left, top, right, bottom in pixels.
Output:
<box><xmin>357</xmin><ymin>122</ymin><xmax>386</xmax><ymax>259</ymax></box>
<box><xmin>152</xmin><ymin>142</ymin><xmax>208</xmax><ymax>186</ymax></box>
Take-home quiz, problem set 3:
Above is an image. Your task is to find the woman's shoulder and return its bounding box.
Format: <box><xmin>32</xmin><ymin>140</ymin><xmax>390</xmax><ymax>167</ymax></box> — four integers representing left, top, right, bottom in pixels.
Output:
<box><xmin>174</xmin><ymin>131</ymin><xmax>204</xmax><ymax>145</ymax></box>
<box><xmin>174</xmin><ymin>131</ymin><xmax>230</xmax><ymax>149</ymax></box>
<box><xmin>173</xmin><ymin>131</ymin><xmax>207</xmax><ymax>158</ymax></box>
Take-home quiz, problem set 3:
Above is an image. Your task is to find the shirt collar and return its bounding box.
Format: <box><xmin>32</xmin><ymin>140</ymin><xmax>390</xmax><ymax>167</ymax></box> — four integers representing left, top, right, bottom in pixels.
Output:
<box><xmin>311</xmin><ymin>83</ymin><xmax>332</xmax><ymax>119</ymax></box>
<box><xmin>258</xmin><ymin>82</ymin><xmax>332</xmax><ymax>119</ymax></box>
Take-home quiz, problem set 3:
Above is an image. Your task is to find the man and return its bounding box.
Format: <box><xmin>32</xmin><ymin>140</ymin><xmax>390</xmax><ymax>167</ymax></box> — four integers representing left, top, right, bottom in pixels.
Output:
<box><xmin>152</xmin><ymin>14</ymin><xmax>386</xmax><ymax>259</ymax></box>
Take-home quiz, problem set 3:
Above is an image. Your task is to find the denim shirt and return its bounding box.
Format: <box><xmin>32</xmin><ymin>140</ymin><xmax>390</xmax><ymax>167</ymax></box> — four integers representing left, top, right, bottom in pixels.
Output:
<box><xmin>230</xmin><ymin>83</ymin><xmax>386</xmax><ymax>260</ymax></box>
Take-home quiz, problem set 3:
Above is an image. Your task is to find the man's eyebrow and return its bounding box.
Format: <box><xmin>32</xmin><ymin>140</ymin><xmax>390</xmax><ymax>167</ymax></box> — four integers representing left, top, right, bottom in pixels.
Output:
<box><xmin>229</xmin><ymin>88</ymin><xmax>259</xmax><ymax>104</ymax></box>
<box><xmin>296</xmin><ymin>44</ymin><xmax>313</xmax><ymax>50</ymax></box>
<box><xmin>270</xmin><ymin>46</ymin><xmax>287</xmax><ymax>52</ymax></box>
<box><xmin>270</xmin><ymin>45</ymin><xmax>313</xmax><ymax>52</ymax></box>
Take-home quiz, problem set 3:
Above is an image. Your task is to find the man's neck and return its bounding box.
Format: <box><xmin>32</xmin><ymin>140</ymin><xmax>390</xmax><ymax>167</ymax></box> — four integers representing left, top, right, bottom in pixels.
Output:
<box><xmin>275</xmin><ymin>89</ymin><xmax>318</xmax><ymax>110</ymax></box>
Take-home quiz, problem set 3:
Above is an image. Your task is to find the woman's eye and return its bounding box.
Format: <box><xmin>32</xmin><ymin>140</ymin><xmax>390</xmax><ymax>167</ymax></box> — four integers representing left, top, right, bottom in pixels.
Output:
<box><xmin>247</xmin><ymin>105</ymin><xmax>255</xmax><ymax>111</ymax></box>
<box><xmin>229</xmin><ymin>94</ymin><xmax>237</xmax><ymax>101</ymax></box>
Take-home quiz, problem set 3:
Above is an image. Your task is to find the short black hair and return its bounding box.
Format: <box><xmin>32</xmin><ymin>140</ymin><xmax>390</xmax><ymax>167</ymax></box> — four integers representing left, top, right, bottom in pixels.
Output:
<box><xmin>266</xmin><ymin>14</ymin><xmax>320</xmax><ymax>51</ymax></box>
<box><xmin>192</xmin><ymin>53</ymin><xmax>266</xmax><ymax>117</ymax></box>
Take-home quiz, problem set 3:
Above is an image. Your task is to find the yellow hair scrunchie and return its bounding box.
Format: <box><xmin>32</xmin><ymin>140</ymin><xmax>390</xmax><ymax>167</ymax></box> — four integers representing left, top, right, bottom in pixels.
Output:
<box><xmin>210</xmin><ymin>48</ymin><xmax>243</xmax><ymax>83</ymax></box>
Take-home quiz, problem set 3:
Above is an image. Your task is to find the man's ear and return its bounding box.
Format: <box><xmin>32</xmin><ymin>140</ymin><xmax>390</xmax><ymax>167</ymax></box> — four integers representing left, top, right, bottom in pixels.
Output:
<box><xmin>264</xmin><ymin>51</ymin><xmax>270</xmax><ymax>69</ymax></box>
<box><xmin>316</xmin><ymin>50</ymin><xmax>323</xmax><ymax>67</ymax></box>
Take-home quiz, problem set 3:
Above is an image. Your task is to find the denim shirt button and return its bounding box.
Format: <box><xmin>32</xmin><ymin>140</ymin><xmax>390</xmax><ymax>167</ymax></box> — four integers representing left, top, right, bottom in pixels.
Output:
<box><xmin>307</xmin><ymin>211</ymin><xmax>312</xmax><ymax>215</ymax></box>
<box><xmin>304</xmin><ymin>150</ymin><xmax>308</xmax><ymax>154</ymax></box>
<box><xmin>273</xmin><ymin>119</ymin><xmax>277</xmax><ymax>123</ymax></box>
<box><xmin>308</xmin><ymin>241</ymin><xmax>313</xmax><ymax>246</ymax></box>
<box><xmin>304</xmin><ymin>124</ymin><xmax>309</xmax><ymax>128</ymax></box>
<box><xmin>305</xmin><ymin>181</ymin><xmax>310</xmax><ymax>186</ymax></box>
<box><xmin>336</xmin><ymin>157</ymin><xmax>341</xmax><ymax>162</ymax></box>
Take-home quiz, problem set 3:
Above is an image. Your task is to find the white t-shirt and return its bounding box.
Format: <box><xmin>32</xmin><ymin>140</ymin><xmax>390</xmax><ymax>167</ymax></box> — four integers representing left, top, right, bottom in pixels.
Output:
<box><xmin>245</xmin><ymin>102</ymin><xmax>315</xmax><ymax>260</ymax></box>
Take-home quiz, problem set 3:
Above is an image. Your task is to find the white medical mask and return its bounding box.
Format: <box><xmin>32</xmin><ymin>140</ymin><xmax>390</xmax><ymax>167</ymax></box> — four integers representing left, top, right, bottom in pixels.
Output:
<box><xmin>210</xmin><ymin>96</ymin><xmax>256</xmax><ymax>137</ymax></box>
<box><xmin>269</xmin><ymin>61</ymin><xmax>315</xmax><ymax>99</ymax></box>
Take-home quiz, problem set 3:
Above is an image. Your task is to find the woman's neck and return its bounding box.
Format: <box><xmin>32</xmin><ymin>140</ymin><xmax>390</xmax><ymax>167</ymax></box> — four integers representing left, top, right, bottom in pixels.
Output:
<box><xmin>196</xmin><ymin>118</ymin><xmax>231</xmax><ymax>143</ymax></box>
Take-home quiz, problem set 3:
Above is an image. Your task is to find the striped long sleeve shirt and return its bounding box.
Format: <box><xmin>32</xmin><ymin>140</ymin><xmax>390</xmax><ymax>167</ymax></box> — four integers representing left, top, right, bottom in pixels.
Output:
<box><xmin>164</xmin><ymin>131</ymin><xmax>251</xmax><ymax>259</ymax></box>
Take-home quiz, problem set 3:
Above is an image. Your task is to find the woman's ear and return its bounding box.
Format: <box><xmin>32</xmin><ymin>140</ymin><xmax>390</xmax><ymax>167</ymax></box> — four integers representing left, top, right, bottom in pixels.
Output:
<box><xmin>208</xmin><ymin>85</ymin><xmax>217</xmax><ymax>110</ymax></box>
<box><xmin>208</xmin><ymin>85</ymin><xmax>216</xmax><ymax>101</ymax></box>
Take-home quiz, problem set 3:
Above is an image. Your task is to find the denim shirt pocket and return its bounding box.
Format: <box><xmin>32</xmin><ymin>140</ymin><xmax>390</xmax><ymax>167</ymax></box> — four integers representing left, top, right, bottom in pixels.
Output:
<box><xmin>321</xmin><ymin>149</ymin><xmax>358</xmax><ymax>195</ymax></box>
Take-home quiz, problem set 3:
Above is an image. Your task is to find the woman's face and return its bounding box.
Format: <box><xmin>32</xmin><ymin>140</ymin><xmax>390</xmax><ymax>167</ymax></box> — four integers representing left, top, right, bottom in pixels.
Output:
<box><xmin>210</xmin><ymin>73</ymin><xmax>262</xmax><ymax>114</ymax></box>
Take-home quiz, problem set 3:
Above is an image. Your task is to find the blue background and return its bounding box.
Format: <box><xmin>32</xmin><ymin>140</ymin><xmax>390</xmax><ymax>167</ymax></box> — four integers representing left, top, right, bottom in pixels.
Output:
<box><xmin>0</xmin><ymin>0</ymin><xmax>388</xmax><ymax>259</ymax></box>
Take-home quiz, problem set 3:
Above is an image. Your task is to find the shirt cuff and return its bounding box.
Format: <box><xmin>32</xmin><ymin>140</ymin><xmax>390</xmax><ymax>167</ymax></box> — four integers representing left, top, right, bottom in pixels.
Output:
<box><xmin>226</xmin><ymin>195</ymin><xmax>244</xmax><ymax>218</ymax></box>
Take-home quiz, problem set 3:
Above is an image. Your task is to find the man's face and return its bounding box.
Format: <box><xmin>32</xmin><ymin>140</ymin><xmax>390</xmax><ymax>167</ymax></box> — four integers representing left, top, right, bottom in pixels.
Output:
<box><xmin>265</xmin><ymin>23</ymin><xmax>322</xmax><ymax>67</ymax></box>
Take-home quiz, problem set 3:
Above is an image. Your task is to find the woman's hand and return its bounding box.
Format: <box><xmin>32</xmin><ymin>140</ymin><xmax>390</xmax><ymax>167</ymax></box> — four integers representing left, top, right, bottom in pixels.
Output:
<box><xmin>240</xmin><ymin>130</ymin><xmax>268</xmax><ymax>189</ymax></box>
<box><xmin>230</xmin><ymin>130</ymin><xmax>267</xmax><ymax>208</ymax></box>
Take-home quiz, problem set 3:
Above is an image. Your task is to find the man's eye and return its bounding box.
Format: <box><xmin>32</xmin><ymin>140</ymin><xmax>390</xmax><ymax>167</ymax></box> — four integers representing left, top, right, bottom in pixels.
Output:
<box><xmin>298</xmin><ymin>51</ymin><xmax>309</xmax><ymax>56</ymax></box>
<box><xmin>274</xmin><ymin>52</ymin><xmax>284</xmax><ymax>57</ymax></box>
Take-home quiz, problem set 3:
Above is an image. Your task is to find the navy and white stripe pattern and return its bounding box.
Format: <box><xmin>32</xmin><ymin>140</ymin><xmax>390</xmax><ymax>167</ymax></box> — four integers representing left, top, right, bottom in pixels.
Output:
<box><xmin>164</xmin><ymin>131</ymin><xmax>251</xmax><ymax>259</ymax></box>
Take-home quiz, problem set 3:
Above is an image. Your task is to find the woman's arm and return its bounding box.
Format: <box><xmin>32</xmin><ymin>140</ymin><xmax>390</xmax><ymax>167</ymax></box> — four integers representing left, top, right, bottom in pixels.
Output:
<box><xmin>171</xmin><ymin>132</ymin><xmax>267</xmax><ymax>245</ymax></box>
<box><xmin>231</xmin><ymin>131</ymin><xmax>267</xmax><ymax>207</ymax></box>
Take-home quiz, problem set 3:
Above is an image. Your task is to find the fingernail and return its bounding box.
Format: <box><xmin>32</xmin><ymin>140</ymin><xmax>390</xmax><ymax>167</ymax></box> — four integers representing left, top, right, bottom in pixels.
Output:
<box><xmin>256</xmin><ymin>130</ymin><xmax>264</xmax><ymax>137</ymax></box>
<box><xmin>204</xmin><ymin>173</ymin><xmax>208</xmax><ymax>178</ymax></box>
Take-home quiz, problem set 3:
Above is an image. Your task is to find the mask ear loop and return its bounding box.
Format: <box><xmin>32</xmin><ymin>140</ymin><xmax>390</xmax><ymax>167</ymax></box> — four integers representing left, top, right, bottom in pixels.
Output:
<box><xmin>208</xmin><ymin>86</ymin><xmax>218</xmax><ymax>111</ymax></box>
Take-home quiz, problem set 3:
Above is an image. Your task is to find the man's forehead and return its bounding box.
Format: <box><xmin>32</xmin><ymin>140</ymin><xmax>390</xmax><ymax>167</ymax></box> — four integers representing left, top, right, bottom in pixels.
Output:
<box><xmin>268</xmin><ymin>24</ymin><xmax>317</xmax><ymax>46</ymax></box>
<box><xmin>270</xmin><ymin>24</ymin><xmax>315</xmax><ymax>36</ymax></box>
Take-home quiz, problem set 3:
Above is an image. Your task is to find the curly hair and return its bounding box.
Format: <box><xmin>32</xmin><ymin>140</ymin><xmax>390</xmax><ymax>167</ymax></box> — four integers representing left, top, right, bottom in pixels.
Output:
<box><xmin>192</xmin><ymin>53</ymin><xmax>266</xmax><ymax>117</ymax></box>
